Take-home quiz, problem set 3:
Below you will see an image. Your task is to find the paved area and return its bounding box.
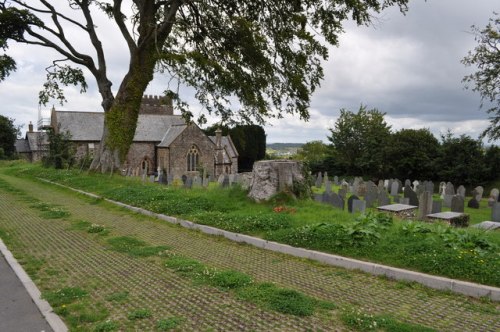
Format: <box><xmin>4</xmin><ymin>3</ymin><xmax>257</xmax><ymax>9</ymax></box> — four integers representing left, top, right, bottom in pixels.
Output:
<box><xmin>0</xmin><ymin>173</ymin><xmax>499</xmax><ymax>331</ymax></box>
<box><xmin>0</xmin><ymin>253</ymin><xmax>53</xmax><ymax>332</ymax></box>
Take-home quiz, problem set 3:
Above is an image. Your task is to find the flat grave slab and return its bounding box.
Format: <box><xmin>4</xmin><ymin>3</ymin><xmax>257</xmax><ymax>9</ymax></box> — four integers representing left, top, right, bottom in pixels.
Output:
<box><xmin>377</xmin><ymin>204</ymin><xmax>418</xmax><ymax>212</ymax></box>
<box><xmin>473</xmin><ymin>221</ymin><xmax>500</xmax><ymax>231</ymax></box>
<box><xmin>377</xmin><ymin>204</ymin><xmax>417</xmax><ymax>219</ymax></box>
<box><xmin>426</xmin><ymin>211</ymin><xmax>469</xmax><ymax>227</ymax></box>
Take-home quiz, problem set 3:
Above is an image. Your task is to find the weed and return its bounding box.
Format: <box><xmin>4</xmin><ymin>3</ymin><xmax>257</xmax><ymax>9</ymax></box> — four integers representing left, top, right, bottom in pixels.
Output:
<box><xmin>42</xmin><ymin>287</ymin><xmax>88</xmax><ymax>306</ymax></box>
<box><xmin>105</xmin><ymin>291</ymin><xmax>129</xmax><ymax>302</ymax></box>
<box><xmin>87</xmin><ymin>224</ymin><xmax>105</xmax><ymax>233</ymax></box>
<box><xmin>107</xmin><ymin>236</ymin><xmax>169</xmax><ymax>257</ymax></box>
<box><xmin>156</xmin><ymin>316</ymin><xmax>185</xmax><ymax>331</ymax></box>
<box><xmin>207</xmin><ymin>269</ymin><xmax>253</xmax><ymax>289</ymax></box>
<box><xmin>93</xmin><ymin>320</ymin><xmax>119</xmax><ymax>331</ymax></box>
<box><xmin>340</xmin><ymin>308</ymin><xmax>436</xmax><ymax>331</ymax></box>
<box><xmin>127</xmin><ymin>308</ymin><xmax>152</xmax><ymax>320</ymax></box>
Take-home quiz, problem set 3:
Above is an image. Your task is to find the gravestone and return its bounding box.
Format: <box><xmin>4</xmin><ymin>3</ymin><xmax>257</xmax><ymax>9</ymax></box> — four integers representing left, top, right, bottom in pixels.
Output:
<box><xmin>474</xmin><ymin>186</ymin><xmax>484</xmax><ymax>201</ymax></box>
<box><xmin>222</xmin><ymin>175</ymin><xmax>230</xmax><ymax>188</ymax></box>
<box><xmin>181</xmin><ymin>174</ymin><xmax>188</xmax><ymax>184</ymax></box>
<box><xmin>445</xmin><ymin>182</ymin><xmax>455</xmax><ymax>195</ymax></box>
<box><xmin>184</xmin><ymin>177</ymin><xmax>193</xmax><ymax>189</ymax></box>
<box><xmin>450</xmin><ymin>195</ymin><xmax>464</xmax><ymax>213</ymax></box>
<box><xmin>365</xmin><ymin>191</ymin><xmax>378</xmax><ymax>208</ymax></box>
<box><xmin>405</xmin><ymin>179</ymin><xmax>411</xmax><ymax>187</ymax></box>
<box><xmin>167</xmin><ymin>174</ymin><xmax>174</xmax><ymax>185</ymax></box>
<box><xmin>334</xmin><ymin>176</ymin><xmax>339</xmax><ymax>185</ymax></box>
<box><xmin>488</xmin><ymin>197</ymin><xmax>496</xmax><ymax>208</ymax></box>
<box><xmin>352</xmin><ymin>199</ymin><xmax>366</xmax><ymax>214</ymax></box>
<box><xmin>341</xmin><ymin>181</ymin><xmax>349</xmax><ymax>194</ymax></box>
<box><xmin>439</xmin><ymin>182</ymin><xmax>446</xmax><ymax>198</ymax></box>
<box><xmin>315</xmin><ymin>172</ymin><xmax>323</xmax><ymax>188</ymax></box>
<box><xmin>192</xmin><ymin>175</ymin><xmax>202</xmax><ymax>187</ymax></box>
<box><xmin>431</xmin><ymin>200</ymin><xmax>442</xmax><ymax>214</ymax></box>
<box><xmin>443</xmin><ymin>194</ymin><xmax>453</xmax><ymax>208</ymax></box>
<box><xmin>404</xmin><ymin>185</ymin><xmax>419</xmax><ymax>206</ymax></box>
<box><xmin>378</xmin><ymin>180</ymin><xmax>385</xmax><ymax>192</ymax></box>
<box><xmin>357</xmin><ymin>181</ymin><xmax>367</xmax><ymax>197</ymax></box>
<box><xmin>425</xmin><ymin>181</ymin><xmax>434</xmax><ymax>194</ymax></box>
<box><xmin>330</xmin><ymin>193</ymin><xmax>344</xmax><ymax>210</ymax></box>
<box><xmin>347</xmin><ymin>195</ymin><xmax>360</xmax><ymax>213</ymax></box>
<box><xmin>396</xmin><ymin>179</ymin><xmax>404</xmax><ymax>194</ymax></box>
<box><xmin>412</xmin><ymin>180</ymin><xmax>419</xmax><ymax>191</ymax></box>
<box><xmin>384</xmin><ymin>179</ymin><xmax>389</xmax><ymax>190</ymax></box>
<box><xmin>492</xmin><ymin>202</ymin><xmax>500</xmax><ymax>222</ymax></box>
<box><xmin>390</xmin><ymin>182</ymin><xmax>399</xmax><ymax>196</ymax></box>
<box><xmin>228</xmin><ymin>174</ymin><xmax>236</xmax><ymax>186</ymax></box>
<box><xmin>416</xmin><ymin>184</ymin><xmax>425</xmax><ymax>197</ymax></box>
<box><xmin>400</xmin><ymin>197</ymin><xmax>410</xmax><ymax>205</ymax></box>
<box><xmin>490</xmin><ymin>188</ymin><xmax>499</xmax><ymax>201</ymax></box>
<box><xmin>314</xmin><ymin>193</ymin><xmax>323</xmax><ymax>203</ymax></box>
<box><xmin>457</xmin><ymin>185</ymin><xmax>466</xmax><ymax>198</ymax></box>
<box><xmin>202</xmin><ymin>176</ymin><xmax>209</xmax><ymax>188</ymax></box>
<box><xmin>467</xmin><ymin>197</ymin><xmax>480</xmax><ymax>209</ymax></box>
<box><xmin>325</xmin><ymin>180</ymin><xmax>332</xmax><ymax>194</ymax></box>
<box><xmin>323</xmin><ymin>172</ymin><xmax>328</xmax><ymax>184</ymax></box>
<box><xmin>149</xmin><ymin>175</ymin><xmax>155</xmax><ymax>182</ymax></box>
<box><xmin>418</xmin><ymin>191</ymin><xmax>433</xmax><ymax>219</ymax></box>
<box><xmin>338</xmin><ymin>188</ymin><xmax>347</xmax><ymax>199</ymax></box>
<box><xmin>388</xmin><ymin>179</ymin><xmax>394</xmax><ymax>192</ymax></box>
<box><xmin>473</xmin><ymin>221</ymin><xmax>500</xmax><ymax>231</ymax></box>
<box><xmin>218</xmin><ymin>174</ymin><xmax>225</xmax><ymax>186</ymax></box>
<box><xmin>378</xmin><ymin>193</ymin><xmax>390</xmax><ymax>206</ymax></box>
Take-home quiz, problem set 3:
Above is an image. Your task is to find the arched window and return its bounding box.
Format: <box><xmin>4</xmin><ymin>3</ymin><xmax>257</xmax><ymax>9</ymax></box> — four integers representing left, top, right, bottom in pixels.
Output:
<box><xmin>187</xmin><ymin>145</ymin><xmax>199</xmax><ymax>172</ymax></box>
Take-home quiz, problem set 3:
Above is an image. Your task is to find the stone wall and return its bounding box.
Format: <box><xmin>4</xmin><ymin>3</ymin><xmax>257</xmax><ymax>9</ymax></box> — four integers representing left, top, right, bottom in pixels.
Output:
<box><xmin>126</xmin><ymin>142</ymin><xmax>156</xmax><ymax>173</ymax></box>
<box><xmin>168</xmin><ymin>124</ymin><xmax>216</xmax><ymax>178</ymax></box>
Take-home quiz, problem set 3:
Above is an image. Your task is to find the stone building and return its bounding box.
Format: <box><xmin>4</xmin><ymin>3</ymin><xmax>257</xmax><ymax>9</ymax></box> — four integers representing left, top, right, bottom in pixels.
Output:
<box><xmin>17</xmin><ymin>95</ymin><xmax>238</xmax><ymax>178</ymax></box>
<box><xmin>15</xmin><ymin>122</ymin><xmax>49</xmax><ymax>162</ymax></box>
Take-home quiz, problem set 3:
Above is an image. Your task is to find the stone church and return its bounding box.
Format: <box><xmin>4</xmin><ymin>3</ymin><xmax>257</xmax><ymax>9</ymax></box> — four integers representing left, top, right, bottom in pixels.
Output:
<box><xmin>17</xmin><ymin>95</ymin><xmax>238</xmax><ymax>178</ymax></box>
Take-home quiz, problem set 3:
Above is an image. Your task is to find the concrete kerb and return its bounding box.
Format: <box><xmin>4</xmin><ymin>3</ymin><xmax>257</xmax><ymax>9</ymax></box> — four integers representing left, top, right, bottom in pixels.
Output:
<box><xmin>0</xmin><ymin>239</ymin><xmax>68</xmax><ymax>332</ymax></box>
<box><xmin>37</xmin><ymin>178</ymin><xmax>500</xmax><ymax>302</ymax></box>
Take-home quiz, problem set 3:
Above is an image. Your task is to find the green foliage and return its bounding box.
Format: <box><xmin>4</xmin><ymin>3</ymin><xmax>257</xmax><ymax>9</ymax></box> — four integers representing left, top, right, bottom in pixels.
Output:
<box><xmin>42</xmin><ymin>287</ymin><xmax>88</xmax><ymax>306</ymax></box>
<box><xmin>42</xmin><ymin>127</ymin><xmax>75</xmax><ymax>169</ymax></box>
<box><xmin>156</xmin><ymin>317</ymin><xmax>185</xmax><ymax>331</ymax></box>
<box><xmin>0</xmin><ymin>115</ymin><xmax>19</xmax><ymax>158</ymax></box>
<box><xmin>30</xmin><ymin>201</ymin><xmax>71</xmax><ymax>219</ymax></box>
<box><xmin>93</xmin><ymin>320</ymin><xmax>119</xmax><ymax>332</ymax></box>
<box><xmin>127</xmin><ymin>308</ymin><xmax>152</xmax><ymax>320</ymax></box>
<box><xmin>105</xmin><ymin>291</ymin><xmax>129</xmax><ymax>303</ymax></box>
<box><xmin>340</xmin><ymin>308</ymin><xmax>436</xmax><ymax>331</ymax></box>
<box><xmin>190</xmin><ymin>211</ymin><xmax>292</xmax><ymax>233</ymax></box>
<box><xmin>435</xmin><ymin>133</ymin><xmax>490</xmax><ymax>186</ymax></box>
<box><xmin>385</xmin><ymin>128</ymin><xmax>440</xmax><ymax>180</ymax></box>
<box><xmin>208</xmin><ymin>269</ymin><xmax>253</xmax><ymax>289</ymax></box>
<box><xmin>328</xmin><ymin>106</ymin><xmax>391</xmax><ymax>177</ymax></box>
<box><xmin>462</xmin><ymin>13</ymin><xmax>500</xmax><ymax>141</ymax></box>
<box><xmin>106</xmin><ymin>236</ymin><xmax>169</xmax><ymax>257</ymax></box>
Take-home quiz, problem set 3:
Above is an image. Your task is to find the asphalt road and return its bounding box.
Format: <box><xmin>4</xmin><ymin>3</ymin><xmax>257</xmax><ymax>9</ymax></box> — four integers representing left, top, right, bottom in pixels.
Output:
<box><xmin>0</xmin><ymin>253</ymin><xmax>53</xmax><ymax>332</ymax></box>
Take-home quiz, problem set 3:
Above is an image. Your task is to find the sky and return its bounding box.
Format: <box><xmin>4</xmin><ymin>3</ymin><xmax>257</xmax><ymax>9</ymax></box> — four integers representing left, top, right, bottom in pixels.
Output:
<box><xmin>0</xmin><ymin>0</ymin><xmax>499</xmax><ymax>144</ymax></box>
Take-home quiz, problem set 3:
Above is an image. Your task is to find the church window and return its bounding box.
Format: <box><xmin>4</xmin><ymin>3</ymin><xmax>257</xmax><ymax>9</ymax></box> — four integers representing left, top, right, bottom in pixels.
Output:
<box><xmin>187</xmin><ymin>145</ymin><xmax>199</xmax><ymax>172</ymax></box>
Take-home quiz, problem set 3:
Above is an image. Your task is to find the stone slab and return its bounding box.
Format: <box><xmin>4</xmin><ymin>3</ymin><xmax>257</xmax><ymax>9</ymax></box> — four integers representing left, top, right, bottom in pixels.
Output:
<box><xmin>426</xmin><ymin>212</ymin><xmax>466</xmax><ymax>220</ymax></box>
<box><xmin>377</xmin><ymin>204</ymin><xmax>418</xmax><ymax>212</ymax></box>
<box><xmin>473</xmin><ymin>221</ymin><xmax>500</xmax><ymax>231</ymax></box>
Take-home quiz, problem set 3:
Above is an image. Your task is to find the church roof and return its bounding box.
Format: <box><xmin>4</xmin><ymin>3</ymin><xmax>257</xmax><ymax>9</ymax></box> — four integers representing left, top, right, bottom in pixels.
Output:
<box><xmin>157</xmin><ymin>124</ymin><xmax>188</xmax><ymax>147</ymax></box>
<box><xmin>209</xmin><ymin>136</ymin><xmax>239</xmax><ymax>158</ymax></box>
<box><xmin>26</xmin><ymin>132</ymin><xmax>49</xmax><ymax>151</ymax></box>
<box><xmin>15</xmin><ymin>139</ymin><xmax>30</xmax><ymax>153</ymax></box>
<box><xmin>54</xmin><ymin>111</ymin><xmax>185</xmax><ymax>142</ymax></box>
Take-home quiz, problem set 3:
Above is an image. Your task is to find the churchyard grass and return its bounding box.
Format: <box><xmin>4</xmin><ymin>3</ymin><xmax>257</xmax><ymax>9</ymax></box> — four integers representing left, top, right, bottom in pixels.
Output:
<box><xmin>0</xmin><ymin>161</ymin><xmax>497</xmax><ymax>331</ymax></box>
<box><xmin>2</xmin><ymin>161</ymin><xmax>499</xmax><ymax>288</ymax></box>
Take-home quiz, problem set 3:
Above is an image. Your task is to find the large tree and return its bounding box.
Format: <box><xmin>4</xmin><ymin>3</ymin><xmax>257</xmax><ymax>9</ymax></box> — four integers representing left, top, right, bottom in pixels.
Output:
<box><xmin>0</xmin><ymin>114</ymin><xmax>19</xmax><ymax>158</ymax></box>
<box><xmin>0</xmin><ymin>0</ymin><xmax>409</xmax><ymax>172</ymax></box>
<box><xmin>462</xmin><ymin>13</ymin><xmax>500</xmax><ymax>141</ymax></box>
<box><xmin>327</xmin><ymin>105</ymin><xmax>391</xmax><ymax>177</ymax></box>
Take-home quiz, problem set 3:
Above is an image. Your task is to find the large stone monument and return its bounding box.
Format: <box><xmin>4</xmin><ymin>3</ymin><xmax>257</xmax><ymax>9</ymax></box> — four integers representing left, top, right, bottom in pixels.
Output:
<box><xmin>248</xmin><ymin>160</ymin><xmax>309</xmax><ymax>202</ymax></box>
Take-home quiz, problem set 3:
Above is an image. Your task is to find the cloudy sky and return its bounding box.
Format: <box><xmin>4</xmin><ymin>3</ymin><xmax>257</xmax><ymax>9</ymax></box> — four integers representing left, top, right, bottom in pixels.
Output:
<box><xmin>1</xmin><ymin>0</ymin><xmax>499</xmax><ymax>144</ymax></box>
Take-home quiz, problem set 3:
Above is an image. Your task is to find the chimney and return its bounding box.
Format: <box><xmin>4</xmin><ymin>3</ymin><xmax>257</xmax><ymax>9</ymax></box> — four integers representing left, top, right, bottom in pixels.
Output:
<box><xmin>215</xmin><ymin>128</ymin><xmax>222</xmax><ymax>148</ymax></box>
<box><xmin>28</xmin><ymin>121</ymin><xmax>33</xmax><ymax>132</ymax></box>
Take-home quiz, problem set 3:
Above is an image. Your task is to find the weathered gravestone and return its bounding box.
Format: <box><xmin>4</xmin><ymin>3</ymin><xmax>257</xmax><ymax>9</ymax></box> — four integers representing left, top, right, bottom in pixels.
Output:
<box><xmin>202</xmin><ymin>176</ymin><xmax>209</xmax><ymax>188</ymax></box>
<box><xmin>167</xmin><ymin>174</ymin><xmax>174</xmax><ymax>185</ymax></box>
<box><xmin>315</xmin><ymin>172</ymin><xmax>323</xmax><ymax>188</ymax></box>
<box><xmin>467</xmin><ymin>197</ymin><xmax>480</xmax><ymax>209</ymax></box>
<box><xmin>325</xmin><ymin>180</ymin><xmax>332</xmax><ymax>194</ymax></box>
<box><xmin>365</xmin><ymin>191</ymin><xmax>378</xmax><ymax>208</ymax></box>
<box><xmin>338</xmin><ymin>188</ymin><xmax>347</xmax><ymax>199</ymax></box>
<box><xmin>445</xmin><ymin>182</ymin><xmax>455</xmax><ymax>195</ymax></box>
<box><xmin>432</xmin><ymin>200</ymin><xmax>442</xmax><ymax>214</ymax></box>
<box><xmin>400</xmin><ymin>197</ymin><xmax>410</xmax><ymax>205</ymax></box>
<box><xmin>333</xmin><ymin>176</ymin><xmax>339</xmax><ymax>185</ymax></box>
<box><xmin>192</xmin><ymin>176</ymin><xmax>202</xmax><ymax>187</ymax></box>
<box><xmin>418</xmin><ymin>191</ymin><xmax>433</xmax><ymax>219</ymax></box>
<box><xmin>330</xmin><ymin>193</ymin><xmax>344</xmax><ymax>210</ymax></box>
<box><xmin>404</xmin><ymin>185</ymin><xmax>419</xmax><ymax>206</ymax></box>
<box><xmin>184</xmin><ymin>177</ymin><xmax>193</xmax><ymax>189</ymax></box>
<box><xmin>412</xmin><ymin>180</ymin><xmax>419</xmax><ymax>191</ymax></box>
<box><xmin>352</xmin><ymin>199</ymin><xmax>366</xmax><ymax>214</ymax></box>
<box><xmin>149</xmin><ymin>175</ymin><xmax>155</xmax><ymax>182</ymax></box>
<box><xmin>248</xmin><ymin>160</ymin><xmax>308</xmax><ymax>202</ymax></box>
<box><xmin>451</xmin><ymin>195</ymin><xmax>464</xmax><ymax>213</ymax></box>
<box><xmin>378</xmin><ymin>180</ymin><xmax>385</xmax><ymax>192</ymax></box>
<box><xmin>228</xmin><ymin>174</ymin><xmax>236</xmax><ymax>186</ymax></box>
<box><xmin>473</xmin><ymin>221</ymin><xmax>500</xmax><ymax>231</ymax></box>
<box><xmin>425</xmin><ymin>181</ymin><xmax>434</xmax><ymax>194</ymax></box>
<box><xmin>457</xmin><ymin>185</ymin><xmax>466</xmax><ymax>198</ymax></box>
<box><xmin>491</xmin><ymin>202</ymin><xmax>500</xmax><ymax>222</ymax></box>
<box><xmin>490</xmin><ymin>188</ymin><xmax>499</xmax><ymax>201</ymax></box>
<box><xmin>390</xmin><ymin>182</ymin><xmax>399</xmax><ymax>196</ymax></box>
<box><xmin>443</xmin><ymin>194</ymin><xmax>453</xmax><ymax>208</ymax></box>
<box><xmin>405</xmin><ymin>179</ymin><xmax>411</xmax><ymax>187</ymax></box>
<box><xmin>347</xmin><ymin>195</ymin><xmax>360</xmax><ymax>213</ymax></box>
<box><xmin>439</xmin><ymin>182</ymin><xmax>446</xmax><ymax>198</ymax></box>
<box><xmin>397</xmin><ymin>179</ymin><xmax>404</xmax><ymax>194</ymax></box>
<box><xmin>378</xmin><ymin>190</ymin><xmax>390</xmax><ymax>206</ymax></box>
<box><xmin>474</xmin><ymin>186</ymin><xmax>484</xmax><ymax>202</ymax></box>
<box><xmin>181</xmin><ymin>174</ymin><xmax>188</xmax><ymax>184</ymax></box>
<box><xmin>416</xmin><ymin>184</ymin><xmax>425</xmax><ymax>197</ymax></box>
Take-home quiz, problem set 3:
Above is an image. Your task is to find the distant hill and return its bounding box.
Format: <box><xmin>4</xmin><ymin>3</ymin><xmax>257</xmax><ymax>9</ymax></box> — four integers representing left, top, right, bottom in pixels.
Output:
<box><xmin>266</xmin><ymin>143</ymin><xmax>303</xmax><ymax>157</ymax></box>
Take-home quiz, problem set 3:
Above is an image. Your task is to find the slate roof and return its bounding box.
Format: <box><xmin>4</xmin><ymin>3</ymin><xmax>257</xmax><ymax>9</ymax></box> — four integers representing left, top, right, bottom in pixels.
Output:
<box><xmin>55</xmin><ymin>111</ymin><xmax>185</xmax><ymax>142</ymax></box>
<box><xmin>209</xmin><ymin>136</ymin><xmax>239</xmax><ymax>158</ymax></box>
<box><xmin>157</xmin><ymin>124</ymin><xmax>187</xmax><ymax>147</ymax></box>
<box><xmin>15</xmin><ymin>139</ymin><xmax>30</xmax><ymax>153</ymax></box>
<box><xmin>26</xmin><ymin>132</ymin><xmax>49</xmax><ymax>151</ymax></box>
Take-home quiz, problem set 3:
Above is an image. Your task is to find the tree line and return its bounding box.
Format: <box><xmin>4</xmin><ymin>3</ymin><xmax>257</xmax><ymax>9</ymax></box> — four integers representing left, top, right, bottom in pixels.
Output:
<box><xmin>295</xmin><ymin>106</ymin><xmax>500</xmax><ymax>186</ymax></box>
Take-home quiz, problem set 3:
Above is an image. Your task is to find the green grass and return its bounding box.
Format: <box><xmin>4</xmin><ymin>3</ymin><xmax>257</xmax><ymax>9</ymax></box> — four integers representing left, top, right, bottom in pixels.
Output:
<box><xmin>106</xmin><ymin>236</ymin><xmax>169</xmax><ymax>257</ymax></box>
<box><xmin>3</xmin><ymin>162</ymin><xmax>500</xmax><ymax>287</ymax></box>
<box><xmin>42</xmin><ymin>287</ymin><xmax>88</xmax><ymax>306</ymax></box>
<box><xmin>156</xmin><ymin>317</ymin><xmax>185</xmax><ymax>331</ymax></box>
<box><xmin>127</xmin><ymin>308</ymin><xmax>152</xmax><ymax>320</ymax></box>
